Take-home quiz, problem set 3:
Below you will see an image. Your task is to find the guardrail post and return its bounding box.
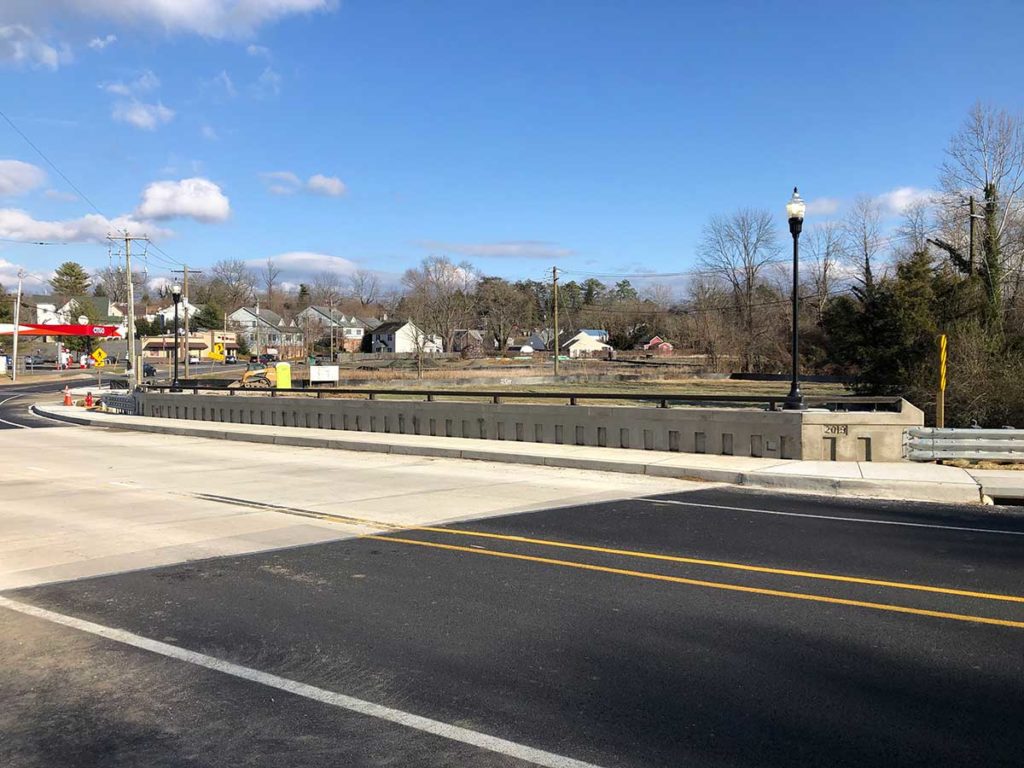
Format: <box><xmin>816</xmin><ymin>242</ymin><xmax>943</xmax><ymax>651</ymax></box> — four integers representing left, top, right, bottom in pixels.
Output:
<box><xmin>368</xmin><ymin>393</ymin><xmax>376</xmax><ymax>400</ymax></box>
<box><xmin>659</xmin><ymin>399</ymin><xmax>668</xmax><ymax>409</ymax></box>
<box><xmin>493</xmin><ymin>395</ymin><xmax>503</xmax><ymax>404</ymax></box>
<box><xmin>427</xmin><ymin>394</ymin><xmax>435</xmax><ymax>402</ymax></box>
<box><xmin>569</xmin><ymin>396</ymin><xmax>578</xmax><ymax>406</ymax></box>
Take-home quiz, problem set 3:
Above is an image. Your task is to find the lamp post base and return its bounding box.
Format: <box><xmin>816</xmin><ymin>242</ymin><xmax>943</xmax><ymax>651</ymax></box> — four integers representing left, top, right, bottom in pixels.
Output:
<box><xmin>783</xmin><ymin>385</ymin><xmax>805</xmax><ymax>411</ymax></box>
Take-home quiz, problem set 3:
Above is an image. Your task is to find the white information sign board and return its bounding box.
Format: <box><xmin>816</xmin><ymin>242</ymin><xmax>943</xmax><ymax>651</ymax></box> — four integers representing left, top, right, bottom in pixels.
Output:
<box><xmin>310</xmin><ymin>365</ymin><xmax>340</xmax><ymax>384</ymax></box>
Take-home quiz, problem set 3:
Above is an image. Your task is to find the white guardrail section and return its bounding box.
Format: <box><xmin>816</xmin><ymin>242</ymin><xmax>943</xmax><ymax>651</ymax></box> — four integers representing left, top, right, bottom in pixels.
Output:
<box><xmin>905</xmin><ymin>427</ymin><xmax>1024</xmax><ymax>462</ymax></box>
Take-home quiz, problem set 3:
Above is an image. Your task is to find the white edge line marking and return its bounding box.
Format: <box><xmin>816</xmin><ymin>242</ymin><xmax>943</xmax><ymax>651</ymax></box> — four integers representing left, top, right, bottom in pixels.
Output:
<box><xmin>0</xmin><ymin>395</ymin><xmax>30</xmax><ymax>429</ymax></box>
<box><xmin>645</xmin><ymin>498</ymin><xmax>1024</xmax><ymax>536</ymax></box>
<box><xmin>0</xmin><ymin>596</ymin><xmax>606</xmax><ymax>768</ymax></box>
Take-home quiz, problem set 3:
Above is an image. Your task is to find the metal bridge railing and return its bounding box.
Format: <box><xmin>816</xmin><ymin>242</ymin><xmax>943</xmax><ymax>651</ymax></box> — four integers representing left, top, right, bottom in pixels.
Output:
<box><xmin>139</xmin><ymin>383</ymin><xmax>905</xmax><ymax>413</ymax></box>
<box><xmin>905</xmin><ymin>427</ymin><xmax>1024</xmax><ymax>462</ymax></box>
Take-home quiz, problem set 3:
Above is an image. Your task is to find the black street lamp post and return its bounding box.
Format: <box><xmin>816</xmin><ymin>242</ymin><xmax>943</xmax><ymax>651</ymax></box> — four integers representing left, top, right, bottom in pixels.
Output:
<box><xmin>171</xmin><ymin>283</ymin><xmax>182</xmax><ymax>392</ymax></box>
<box><xmin>784</xmin><ymin>187</ymin><xmax>806</xmax><ymax>411</ymax></box>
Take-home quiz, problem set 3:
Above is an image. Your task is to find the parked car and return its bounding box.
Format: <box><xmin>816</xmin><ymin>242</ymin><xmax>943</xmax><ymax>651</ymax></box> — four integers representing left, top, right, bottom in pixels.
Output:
<box><xmin>257</xmin><ymin>353</ymin><xmax>278</xmax><ymax>364</ymax></box>
<box><xmin>143</xmin><ymin>363</ymin><xmax>157</xmax><ymax>378</ymax></box>
<box><xmin>188</xmin><ymin>354</ymin><xmax>200</xmax><ymax>364</ymax></box>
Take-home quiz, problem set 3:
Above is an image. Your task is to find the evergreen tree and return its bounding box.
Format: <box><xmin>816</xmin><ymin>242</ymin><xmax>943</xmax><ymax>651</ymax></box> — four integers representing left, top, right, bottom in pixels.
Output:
<box><xmin>191</xmin><ymin>303</ymin><xmax>223</xmax><ymax>331</ymax></box>
<box><xmin>50</xmin><ymin>261</ymin><xmax>91</xmax><ymax>299</ymax></box>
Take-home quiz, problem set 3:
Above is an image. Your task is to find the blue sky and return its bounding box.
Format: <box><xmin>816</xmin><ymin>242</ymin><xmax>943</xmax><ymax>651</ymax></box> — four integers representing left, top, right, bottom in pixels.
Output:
<box><xmin>1</xmin><ymin>0</ymin><xmax>1023</xmax><ymax>294</ymax></box>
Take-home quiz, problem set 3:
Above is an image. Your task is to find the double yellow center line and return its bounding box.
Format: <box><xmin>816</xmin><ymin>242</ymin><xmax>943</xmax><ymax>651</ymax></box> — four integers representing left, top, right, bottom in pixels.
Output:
<box><xmin>364</xmin><ymin>528</ymin><xmax>1024</xmax><ymax>630</ymax></box>
<box><xmin>192</xmin><ymin>493</ymin><xmax>1024</xmax><ymax>629</ymax></box>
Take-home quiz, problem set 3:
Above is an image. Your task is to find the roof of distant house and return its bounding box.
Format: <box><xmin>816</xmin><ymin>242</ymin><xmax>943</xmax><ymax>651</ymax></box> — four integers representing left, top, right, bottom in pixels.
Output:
<box><xmin>370</xmin><ymin>320</ymin><xmax>410</xmax><ymax>336</ymax></box>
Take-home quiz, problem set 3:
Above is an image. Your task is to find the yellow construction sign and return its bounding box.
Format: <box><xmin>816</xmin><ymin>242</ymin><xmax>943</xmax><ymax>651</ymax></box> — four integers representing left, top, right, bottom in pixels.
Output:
<box><xmin>91</xmin><ymin>347</ymin><xmax>107</xmax><ymax>367</ymax></box>
<box><xmin>209</xmin><ymin>342</ymin><xmax>226</xmax><ymax>362</ymax></box>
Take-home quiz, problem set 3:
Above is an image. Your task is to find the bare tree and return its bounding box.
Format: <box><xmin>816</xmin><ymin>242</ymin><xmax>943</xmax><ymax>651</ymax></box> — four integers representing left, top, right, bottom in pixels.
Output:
<box><xmin>310</xmin><ymin>271</ymin><xmax>344</xmax><ymax>306</ymax></box>
<box><xmin>93</xmin><ymin>266</ymin><xmax>146</xmax><ymax>304</ymax></box>
<box><xmin>349</xmin><ymin>269</ymin><xmax>381</xmax><ymax>307</ymax></box>
<box><xmin>935</xmin><ymin>102</ymin><xmax>1024</xmax><ymax>328</ymax></box>
<box><xmin>895</xmin><ymin>200</ymin><xmax>933</xmax><ymax>256</ymax></box>
<box><xmin>477</xmin><ymin>277</ymin><xmax>531</xmax><ymax>354</ymax></box>
<box><xmin>842</xmin><ymin>196</ymin><xmax>884</xmax><ymax>290</ymax></box>
<box><xmin>262</xmin><ymin>258</ymin><xmax>282</xmax><ymax>310</ymax></box>
<box><xmin>401</xmin><ymin>255</ymin><xmax>479</xmax><ymax>351</ymax></box>
<box><xmin>804</xmin><ymin>221</ymin><xmax>844</xmax><ymax>322</ymax></box>
<box><xmin>209</xmin><ymin>259</ymin><xmax>256</xmax><ymax>310</ymax></box>
<box><xmin>697</xmin><ymin>208</ymin><xmax>780</xmax><ymax>371</ymax></box>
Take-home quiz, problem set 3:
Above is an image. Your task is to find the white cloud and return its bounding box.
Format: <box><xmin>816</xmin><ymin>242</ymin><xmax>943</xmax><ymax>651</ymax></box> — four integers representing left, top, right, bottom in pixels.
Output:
<box><xmin>804</xmin><ymin>197</ymin><xmax>841</xmax><ymax>217</ymax></box>
<box><xmin>0</xmin><ymin>160</ymin><xmax>46</xmax><ymax>197</ymax></box>
<box><xmin>44</xmin><ymin>189</ymin><xmax>78</xmax><ymax>202</ymax></box>
<box><xmin>0</xmin><ymin>24</ymin><xmax>64</xmax><ymax>70</ymax></box>
<box><xmin>204</xmin><ymin>69</ymin><xmax>236</xmax><ymax>97</ymax></box>
<box><xmin>417</xmin><ymin>240</ymin><xmax>574</xmax><ymax>260</ymax></box>
<box><xmin>47</xmin><ymin>0</ymin><xmax>334</xmax><ymax>39</ymax></box>
<box><xmin>88</xmin><ymin>33</ymin><xmax>117</xmax><ymax>50</ymax></box>
<box><xmin>251</xmin><ymin>66</ymin><xmax>281</xmax><ymax>97</ymax></box>
<box><xmin>136</xmin><ymin>177</ymin><xmax>230</xmax><ymax>222</ymax></box>
<box><xmin>246</xmin><ymin>43</ymin><xmax>270</xmax><ymax>58</ymax></box>
<box><xmin>101</xmin><ymin>69</ymin><xmax>159</xmax><ymax>96</ymax></box>
<box><xmin>0</xmin><ymin>208</ymin><xmax>171</xmax><ymax>243</ymax></box>
<box><xmin>306</xmin><ymin>174</ymin><xmax>346</xmax><ymax>197</ymax></box>
<box><xmin>112</xmin><ymin>100</ymin><xmax>175</xmax><ymax>130</ymax></box>
<box><xmin>260</xmin><ymin>170</ymin><xmax>301</xmax><ymax>195</ymax></box>
<box><xmin>246</xmin><ymin>251</ymin><xmax>358</xmax><ymax>275</ymax></box>
<box><xmin>876</xmin><ymin>186</ymin><xmax>935</xmax><ymax>215</ymax></box>
<box><xmin>260</xmin><ymin>171</ymin><xmax>348</xmax><ymax>197</ymax></box>
<box><xmin>0</xmin><ymin>257</ymin><xmax>49</xmax><ymax>289</ymax></box>
<box><xmin>200</xmin><ymin>124</ymin><xmax>219</xmax><ymax>141</ymax></box>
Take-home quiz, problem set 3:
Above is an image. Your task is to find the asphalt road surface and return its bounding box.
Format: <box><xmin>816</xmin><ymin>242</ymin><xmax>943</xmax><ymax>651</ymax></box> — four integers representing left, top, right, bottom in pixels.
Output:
<box><xmin>2</xmin><ymin>427</ymin><xmax>1023</xmax><ymax>766</ymax></box>
<box><xmin>0</xmin><ymin>380</ymin><xmax>75</xmax><ymax>429</ymax></box>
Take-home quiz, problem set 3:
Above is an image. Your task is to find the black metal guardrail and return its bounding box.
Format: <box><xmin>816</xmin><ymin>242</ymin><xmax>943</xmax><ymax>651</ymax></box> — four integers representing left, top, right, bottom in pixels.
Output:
<box><xmin>139</xmin><ymin>383</ymin><xmax>903</xmax><ymax>413</ymax></box>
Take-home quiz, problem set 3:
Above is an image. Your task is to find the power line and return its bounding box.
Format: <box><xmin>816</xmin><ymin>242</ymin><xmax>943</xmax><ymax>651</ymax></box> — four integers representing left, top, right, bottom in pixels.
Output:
<box><xmin>0</xmin><ymin>108</ymin><xmax>185</xmax><ymax>269</ymax></box>
<box><xmin>0</xmin><ymin>108</ymin><xmax>107</xmax><ymax>219</ymax></box>
<box><xmin>556</xmin><ymin>259</ymin><xmax>793</xmax><ymax>280</ymax></box>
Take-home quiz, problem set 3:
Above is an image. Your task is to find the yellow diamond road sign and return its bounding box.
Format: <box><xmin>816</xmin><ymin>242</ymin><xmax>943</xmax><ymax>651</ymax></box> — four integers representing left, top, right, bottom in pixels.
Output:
<box><xmin>91</xmin><ymin>347</ymin><xmax>107</xmax><ymax>363</ymax></box>
<box><xmin>209</xmin><ymin>342</ymin><xmax>226</xmax><ymax>361</ymax></box>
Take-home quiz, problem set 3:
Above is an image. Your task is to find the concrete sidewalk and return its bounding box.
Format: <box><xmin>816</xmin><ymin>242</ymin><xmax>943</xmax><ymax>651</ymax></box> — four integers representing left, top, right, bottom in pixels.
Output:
<box><xmin>36</xmin><ymin>403</ymin><xmax>989</xmax><ymax>505</ymax></box>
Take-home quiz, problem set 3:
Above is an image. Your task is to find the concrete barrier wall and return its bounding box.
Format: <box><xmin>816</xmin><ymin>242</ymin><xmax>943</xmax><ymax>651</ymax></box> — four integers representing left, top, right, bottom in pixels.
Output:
<box><xmin>136</xmin><ymin>392</ymin><xmax>924</xmax><ymax>461</ymax></box>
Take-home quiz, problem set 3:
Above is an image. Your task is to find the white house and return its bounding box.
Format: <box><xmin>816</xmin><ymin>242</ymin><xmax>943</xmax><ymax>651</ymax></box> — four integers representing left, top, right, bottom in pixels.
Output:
<box><xmin>562</xmin><ymin>330</ymin><xmax>612</xmax><ymax>359</ymax></box>
<box><xmin>370</xmin><ymin>321</ymin><xmax>442</xmax><ymax>354</ymax></box>
<box><xmin>23</xmin><ymin>296</ymin><xmax>61</xmax><ymax>325</ymax></box>
<box><xmin>152</xmin><ymin>299</ymin><xmax>203</xmax><ymax>328</ymax></box>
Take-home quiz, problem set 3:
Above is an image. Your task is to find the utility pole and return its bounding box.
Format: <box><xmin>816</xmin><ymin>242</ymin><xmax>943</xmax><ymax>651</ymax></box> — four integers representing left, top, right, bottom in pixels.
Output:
<box><xmin>552</xmin><ymin>266</ymin><xmax>560</xmax><ymax>376</ymax></box>
<box><xmin>171</xmin><ymin>267</ymin><xmax>202</xmax><ymax>379</ymax></box>
<box><xmin>329</xmin><ymin>298</ymin><xmax>336</xmax><ymax>362</ymax></box>
<box><xmin>255</xmin><ymin>295</ymin><xmax>261</xmax><ymax>362</ymax></box>
<box><xmin>109</xmin><ymin>233</ymin><xmax>147</xmax><ymax>386</ymax></box>
<box><xmin>968</xmin><ymin>195</ymin><xmax>976</xmax><ymax>276</ymax></box>
<box><xmin>11</xmin><ymin>270</ymin><xmax>24</xmax><ymax>382</ymax></box>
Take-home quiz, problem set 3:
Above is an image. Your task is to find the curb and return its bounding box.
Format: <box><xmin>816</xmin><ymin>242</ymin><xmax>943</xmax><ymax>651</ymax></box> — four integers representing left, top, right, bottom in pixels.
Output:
<box><xmin>34</xmin><ymin>405</ymin><xmax>984</xmax><ymax>505</ymax></box>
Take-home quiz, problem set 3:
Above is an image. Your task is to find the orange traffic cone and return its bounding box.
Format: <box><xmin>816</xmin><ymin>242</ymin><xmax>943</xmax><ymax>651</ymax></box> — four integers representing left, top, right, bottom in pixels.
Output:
<box><xmin>63</xmin><ymin>386</ymin><xmax>72</xmax><ymax>406</ymax></box>
<box><xmin>84</xmin><ymin>392</ymin><xmax>94</xmax><ymax>408</ymax></box>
